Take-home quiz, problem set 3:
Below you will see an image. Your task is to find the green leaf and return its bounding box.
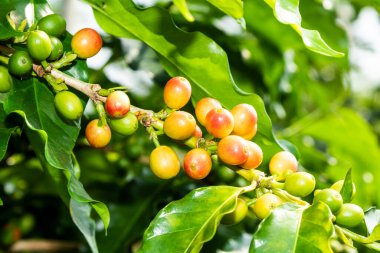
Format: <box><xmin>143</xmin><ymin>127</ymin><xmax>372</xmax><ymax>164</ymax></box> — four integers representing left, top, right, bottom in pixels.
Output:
<box><xmin>0</xmin><ymin>104</ymin><xmax>16</xmax><ymax>161</ymax></box>
<box><xmin>251</xmin><ymin>202</ymin><xmax>333</xmax><ymax>252</ymax></box>
<box><xmin>173</xmin><ymin>0</ymin><xmax>194</xmax><ymax>22</ymax></box>
<box><xmin>86</xmin><ymin>0</ymin><xmax>282</xmax><ymax>165</ymax></box>
<box><xmin>206</xmin><ymin>0</ymin><xmax>243</xmax><ymax>19</ymax></box>
<box><xmin>138</xmin><ymin>186</ymin><xmax>244</xmax><ymax>253</ymax></box>
<box><xmin>367</xmin><ymin>225</ymin><xmax>380</xmax><ymax>243</ymax></box>
<box><xmin>70</xmin><ymin>199</ymin><xmax>99</xmax><ymax>253</ymax></box>
<box><xmin>340</xmin><ymin>169</ymin><xmax>354</xmax><ymax>203</ymax></box>
<box><xmin>0</xmin><ymin>197</ymin><xmax>2</xmax><ymax>206</ymax></box>
<box><xmin>263</xmin><ymin>0</ymin><xmax>344</xmax><ymax>57</ymax></box>
<box><xmin>365</xmin><ymin>208</ymin><xmax>380</xmax><ymax>235</ymax></box>
<box><xmin>0</xmin><ymin>0</ymin><xmax>24</xmax><ymax>40</ymax></box>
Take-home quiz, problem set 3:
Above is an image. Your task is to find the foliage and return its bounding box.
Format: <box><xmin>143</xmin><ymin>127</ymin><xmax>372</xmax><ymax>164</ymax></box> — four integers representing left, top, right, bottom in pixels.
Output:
<box><xmin>0</xmin><ymin>0</ymin><xmax>379</xmax><ymax>252</ymax></box>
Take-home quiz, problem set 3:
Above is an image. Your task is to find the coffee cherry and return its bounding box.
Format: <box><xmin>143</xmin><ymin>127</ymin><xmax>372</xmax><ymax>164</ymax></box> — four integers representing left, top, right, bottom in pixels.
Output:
<box><xmin>27</xmin><ymin>30</ymin><xmax>52</xmax><ymax>61</ymax></box>
<box><xmin>331</xmin><ymin>180</ymin><xmax>356</xmax><ymax>201</ymax></box>
<box><xmin>241</xmin><ymin>123</ymin><xmax>257</xmax><ymax>140</ymax></box>
<box><xmin>252</xmin><ymin>193</ymin><xmax>282</xmax><ymax>219</ymax></box>
<box><xmin>150</xmin><ymin>146</ymin><xmax>180</xmax><ymax>179</ymax></box>
<box><xmin>313</xmin><ymin>188</ymin><xmax>343</xmax><ymax>213</ymax></box>
<box><xmin>183</xmin><ymin>148</ymin><xmax>212</xmax><ymax>180</ymax></box>
<box><xmin>231</xmin><ymin>103</ymin><xmax>258</xmax><ymax>139</ymax></box>
<box><xmin>71</xmin><ymin>28</ymin><xmax>102</xmax><ymax>59</ymax></box>
<box><xmin>269</xmin><ymin>151</ymin><xmax>298</xmax><ymax>181</ymax></box>
<box><xmin>192</xmin><ymin>125</ymin><xmax>202</xmax><ymax>139</ymax></box>
<box><xmin>205</xmin><ymin>108</ymin><xmax>234</xmax><ymax>138</ymax></box>
<box><xmin>54</xmin><ymin>91</ymin><xmax>83</xmax><ymax>120</ymax></box>
<box><xmin>0</xmin><ymin>65</ymin><xmax>12</xmax><ymax>93</ymax></box>
<box><xmin>109</xmin><ymin>112</ymin><xmax>139</xmax><ymax>136</ymax></box>
<box><xmin>85</xmin><ymin>119</ymin><xmax>111</xmax><ymax>148</ymax></box>
<box><xmin>218</xmin><ymin>135</ymin><xmax>248</xmax><ymax>165</ymax></box>
<box><xmin>48</xmin><ymin>36</ymin><xmax>64</xmax><ymax>61</ymax></box>
<box><xmin>335</xmin><ymin>203</ymin><xmax>364</xmax><ymax>228</ymax></box>
<box><xmin>285</xmin><ymin>172</ymin><xmax>316</xmax><ymax>197</ymax></box>
<box><xmin>221</xmin><ymin>198</ymin><xmax>248</xmax><ymax>225</ymax></box>
<box><xmin>105</xmin><ymin>91</ymin><xmax>130</xmax><ymax>118</ymax></box>
<box><xmin>37</xmin><ymin>14</ymin><xmax>66</xmax><ymax>37</ymax></box>
<box><xmin>241</xmin><ymin>141</ymin><xmax>263</xmax><ymax>170</ymax></box>
<box><xmin>164</xmin><ymin>111</ymin><xmax>196</xmax><ymax>140</ymax></box>
<box><xmin>163</xmin><ymin>76</ymin><xmax>191</xmax><ymax>109</ymax></box>
<box><xmin>8</xmin><ymin>51</ymin><xmax>33</xmax><ymax>77</ymax></box>
<box><xmin>195</xmin><ymin>97</ymin><xmax>222</xmax><ymax>126</ymax></box>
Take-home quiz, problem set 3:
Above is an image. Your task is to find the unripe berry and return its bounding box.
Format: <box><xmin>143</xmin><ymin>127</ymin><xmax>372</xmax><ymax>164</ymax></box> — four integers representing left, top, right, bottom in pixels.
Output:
<box><xmin>27</xmin><ymin>30</ymin><xmax>52</xmax><ymax>61</ymax></box>
<box><xmin>105</xmin><ymin>91</ymin><xmax>130</xmax><ymax>118</ymax></box>
<box><xmin>54</xmin><ymin>91</ymin><xmax>83</xmax><ymax>120</ymax></box>
<box><xmin>241</xmin><ymin>141</ymin><xmax>263</xmax><ymax>169</ymax></box>
<box><xmin>269</xmin><ymin>151</ymin><xmax>298</xmax><ymax>181</ymax></box>
<box><xmin>71</xmin><ymin>28</ymin><xmax>102</xmax><ymax>59</ymax></box>
<box><xmin>183</xmin><ymin>148</ymin><xmax>212</xmax><ymax>180</ymax></box>
<box><xmin>0</xmin><ymin>65</ymin><xmax>12</xmax><ymax>93</ymax></box>
<box><xmin>164</xmin><ymin>111</ymin><xmax>196</xmax><ymax>140</ymax></box>
<box><xmin>150</xmin><ymin>146</ymin><xmax>180</xmax><ymax>179</ymax></box>
<box><xmin>195</xmin><ymin>97</ymin><xmax>222</xmax><ymax>126</ymax></box>
<box><xmin>221</xmin><ymin>198</ymin><xmax>248</xmax><ymax>225</ymax></box>
<box><xmin>252</xmin><ymin>193</ymin><xmax>282</xmax><ymax>219</ymax></box>
<box><xmin>285</xmin><ymin>172</ymin><xmax>316</xmax><ymax>197</ymax></box>
<box><xmin>231</xmin><ymin>103</ymin><xmax>258</xmax><ymax>139</ymax></box>
<box><xmin>163</xmin><ymin>76</ymin><xmax>191</xmax><ymax>109</ymax></box>
<box><xmin>109</xmin><ymin>112</ymin><xmax>139</xmax><ymax>136</ymax></box>
<box><xmin>218</xmin><ymin>135</ymin><xmax>249</xmax><ymax>166</ymax></box>
<box><xmin>205</xmin><ymin>108</ymin><xmax>234</xmax><ymax>138</ymax></box>
<box><xmin>85</xmin><ymin>119</ymin><xmax>111</xmax><ymax>148</ymax></box>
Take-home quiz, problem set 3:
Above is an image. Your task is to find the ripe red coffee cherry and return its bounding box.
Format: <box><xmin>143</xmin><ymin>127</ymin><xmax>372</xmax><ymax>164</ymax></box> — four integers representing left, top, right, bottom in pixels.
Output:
<box><xmin>71</xmin><ymin>28</ymin><xmax>102</xmax><ymax>59</ymax></box>
<box><xmin>85</xmin><ymin>119</ymin><xmax>111</xmax><ymax>148</ymax></box>
<box><xmin>105</xmin><ymin>91</ymin><xmax>130</xmax><ymax>118</ymax></box>
<box><xmin>192</xmin><ymin>125</ymin><xmax>202</xmax><ymax>139</ymax></box>
<box><xmin>183</xmin><ymin>148</ymin><xmax>212</xmax><ymax>180</ymax></box>
<box><xmin>205</xmin><ymin>108</ymin><xmax>234</xmax><ymax>138</ymax></box>
<box><xmin>269</xmin><ymin>151</ymin><xmax>298</xmax><ymax>181</ymax></box>
<box><xmin>285</xmin><ymin>172</ymin><xmax>316</xmax><ymax>197</ymax></box>
<box><xmin>164</xmin><ymin>111</ymin><xmax>196</xmax><ymax>140</ymax></box>
<box><xmin>150</xmin><ymin>146</ymin><xmax>180</xmax><ymax>179</ymax></box>
<box><xmin>231</xmin><ymin>103</ymin><xmax>258</xmax><ymax>139</ymax></box>
<box><xmin>163</xmin><ymin>76</ymin><xmax>191</xmax><ymax>109</ymax></box>
<box><xmin>218</xmin><ymin>135</ymin><xmax>248</xmax><ymax>166</ymax></box>
<box><xmin>195</xmin><ymin>97</ymin><xmax>222</xmax><ymax>126</ymax></box>
<box><xmin>221</xmin><ymin>198</ymin><xmax>248</xmax><ymax>225</ymax></box>
<box><xmin>241</xmin><ymin>141</ymin><xmax>263</xmax><ymax>170</ymax></box>
<box><xmin>252</xmin><ymin>193</ymin><xmax>282</xmax><ymax>219</ymax></box>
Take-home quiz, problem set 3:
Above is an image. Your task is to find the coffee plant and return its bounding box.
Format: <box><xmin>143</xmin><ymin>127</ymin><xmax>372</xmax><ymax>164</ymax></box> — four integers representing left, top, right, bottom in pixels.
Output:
<box><xmin>1</xmin><ymin>0</ymin><xmax>380</xmax><ymax>252</ymax></box>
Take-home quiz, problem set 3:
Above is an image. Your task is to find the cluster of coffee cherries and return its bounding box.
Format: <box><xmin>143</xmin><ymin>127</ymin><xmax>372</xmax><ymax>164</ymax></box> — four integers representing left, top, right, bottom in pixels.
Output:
<box><xmin>148</xmin><ymin>76</ymin><xmax>263</xmax><ymax>181</ymax></box>
<box><xmin>222</xmin><ymin>150</ymin><xmax>365</xmax><ymax>227</ymax></box>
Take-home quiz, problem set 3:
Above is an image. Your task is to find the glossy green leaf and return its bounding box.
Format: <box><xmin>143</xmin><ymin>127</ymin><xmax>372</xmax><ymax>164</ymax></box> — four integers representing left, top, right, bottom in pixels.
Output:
<box><xmin>251</xmin><ymin>202</ymin><xmax>333</xmax><ymax>252</ymax></box>
<box><xmin>365</xmin><ymin>208</ymin><xmax>380</xmax><ymax>234</ymax></box>
<box><xmin>138</xmin><ymin>186</ymin><xmax>243</xmax><ymax>252</ymax></box>
<box><xmin>173</xmin><ymin>0</ymin><xmax>194</xmax><ymax>22</ymax></box>
<box><xmin>340</xmin><ymin>169</ymin><xmax>354</xmax><ymax>203</ymax></box>
<box><xmin>263</xmin><ymin>0</ymin><xmax>344</xmax><ymax>57</ymax></box>
<box><xmin>0</xmin><ymin>0</ymin><xmax>24</xmax><ymax>40</ymax></box>
<box><xmin>86</xmin><ymin>0</ymin><xmax>282</xmax><ymax>165</ymax></box>
<box><xmin>206</xmin><ymin>0</ymin><xmax>243</xmax><ymax>19</ymax></box>
<box><xmin>0</xmin><ymin>104</ymin><xmax>16</xmax><ymax>161</ymax></box>
<box><xmin>368</xmin><ymin>225</ymin><xmax>380</xmax><ymax>243</ymax></box>
<box><xmin>70</xmin><ymin>199</ymin><xmax>98</xmax><ymax>253</ymax></box>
